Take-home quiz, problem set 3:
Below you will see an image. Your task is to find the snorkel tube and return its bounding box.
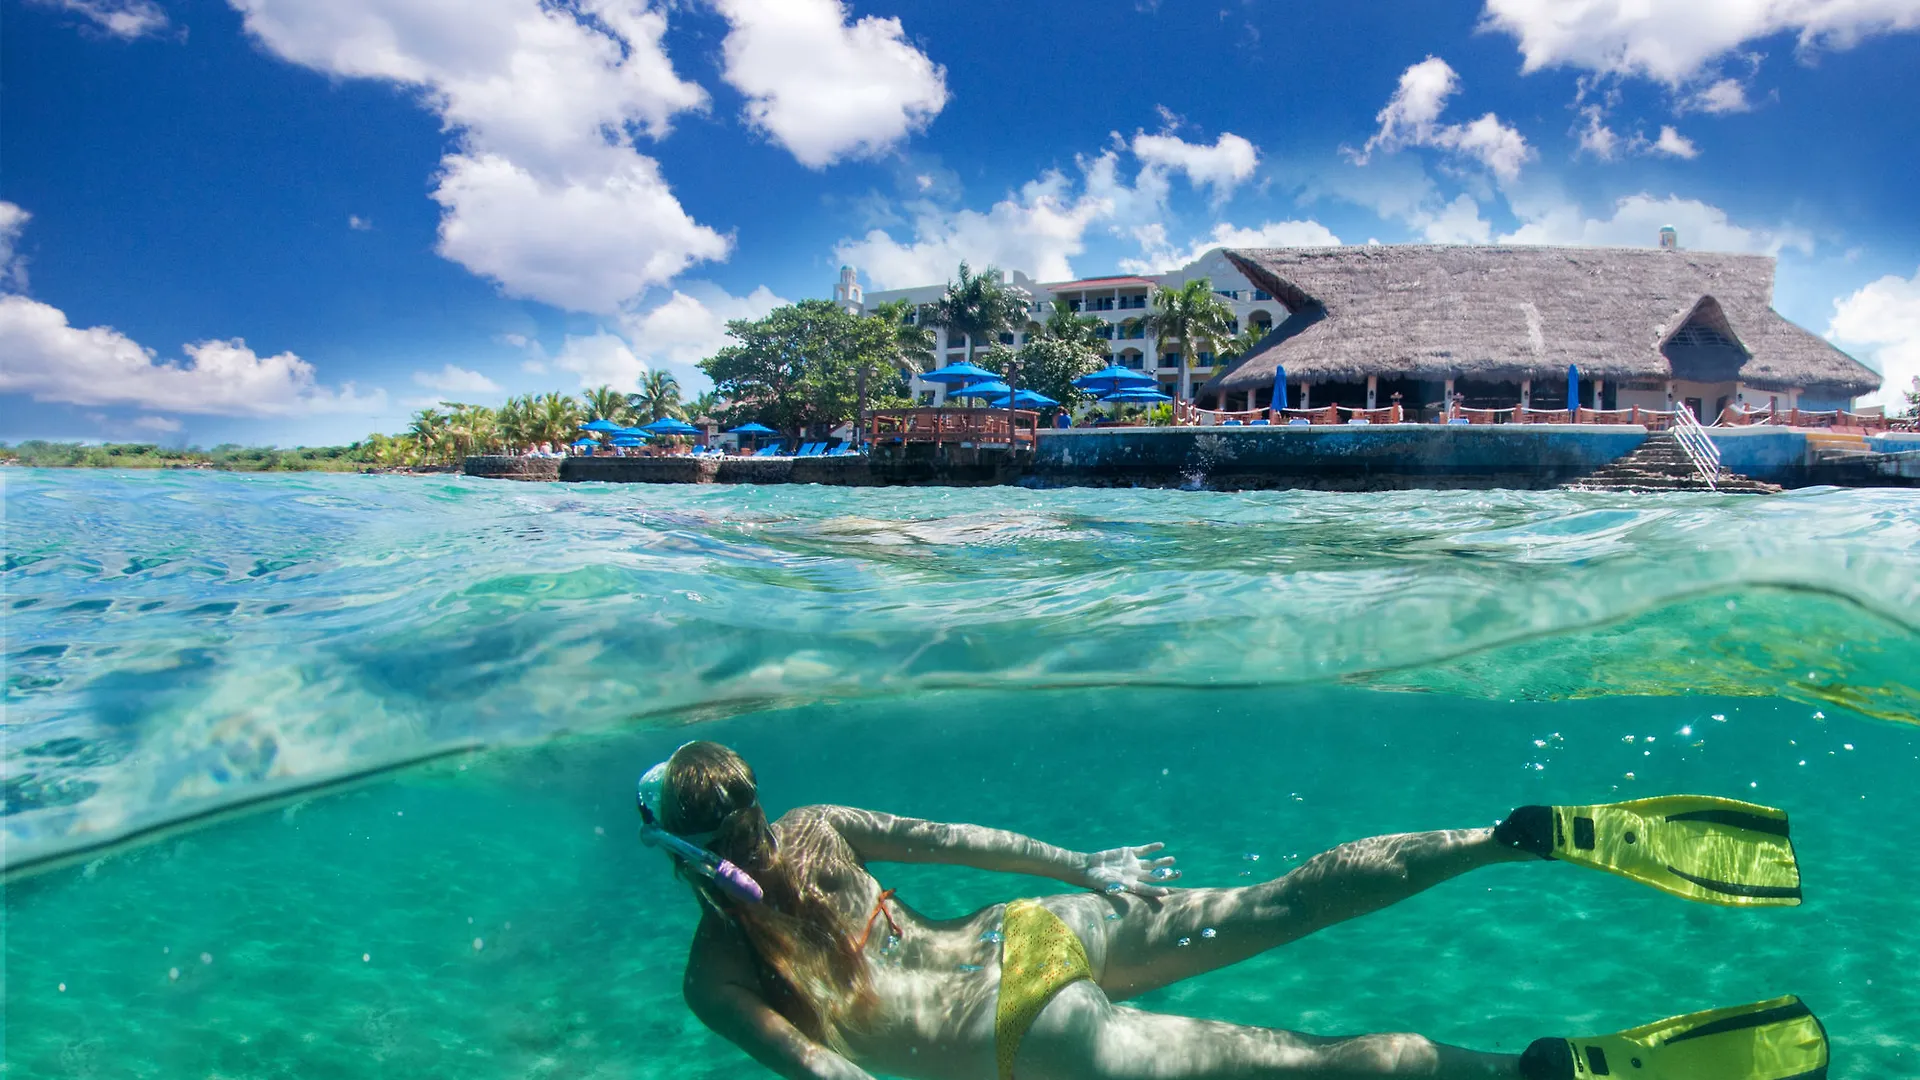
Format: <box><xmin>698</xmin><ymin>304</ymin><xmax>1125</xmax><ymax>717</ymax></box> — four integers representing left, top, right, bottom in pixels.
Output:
<box><xmin>637</xmin><ymin>762</ymin><xmax>765</xmax><ymax>905</ymax></box>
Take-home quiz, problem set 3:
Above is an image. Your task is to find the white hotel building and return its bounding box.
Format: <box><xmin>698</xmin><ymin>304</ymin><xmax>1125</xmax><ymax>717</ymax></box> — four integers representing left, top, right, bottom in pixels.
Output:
<box><xmin>830</xmin><ymin>249</ymin><xmax>1281</xmax><ymax>404</ymax></box>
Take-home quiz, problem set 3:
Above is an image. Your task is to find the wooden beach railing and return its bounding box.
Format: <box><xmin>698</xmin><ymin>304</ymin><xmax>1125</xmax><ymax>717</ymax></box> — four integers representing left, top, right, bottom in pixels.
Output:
<box><xmin>868</xmin><ymin>407</ymin><xmax>1040</xmax><ymax>448</ymax></box>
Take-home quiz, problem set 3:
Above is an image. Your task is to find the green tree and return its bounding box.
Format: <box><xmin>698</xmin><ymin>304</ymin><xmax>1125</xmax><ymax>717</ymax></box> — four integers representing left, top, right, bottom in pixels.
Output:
<box><xmin>1042</xmin><ymin>299</ymin><xmax>1106</xmax><ymax>356</ymax></box>
<box><xmin>582</xmin><ymin>385</ymin><xmax>632</xmax><ymax>425</ymax></box>
<box><xmin>685</xmin><ymin>390</ymin><xmax>724</xmax><ymax>421</ymax></box>
<box><xmin>870</xmin><ymin>298</ymin><xmax>938</xmax><ymax>381</ymax></box>
<box><xmin>1903</xmin><ymin>376</ymin><xmax>1919</xmax><ymax>417</ymax></box>
<box><xmin>925</xmin><ymin>262</ymin><xmax>1029</xmax><ymax>370</ymax></box>
<box><xmin>407</xmin><ymin>407</ymin><xmax>452</xmax><ymax>462</ymax></box>
<box><xmin>976</xmin><ymin>336</ymin><xmax>1104</xmax><ymax>415</ymax></box>
<box><xmin>700</xmin><ymin>299</ymin><xmax>910</xmax><ymax>435</ymax></box>
<box><xmin>1144</xmin><ymin>278</ymin><xmax>1235</xmax><ymax>403</ymax></box>
<box><xmin>1215</xmin><ymin>322</ymin><xmax>1270</xmax><ymax>362</ymax></box>
<box><xmin>527</xmin><ymin>392</ymin><xmax>581</xmax><ymax>448</ymax></box>
<box><xmin>629</xmin><ymin>370</ymin><xmax>684</xmax><ymax>421</ymax></box>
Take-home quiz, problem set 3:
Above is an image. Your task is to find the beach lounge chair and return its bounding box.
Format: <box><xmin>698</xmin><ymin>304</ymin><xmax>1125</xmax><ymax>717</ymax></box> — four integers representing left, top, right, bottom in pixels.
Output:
<box><xmin>1222</xmin><ymin>419</ymin><xmax>1243</xmax><ymax>426</ymax></box>
<box><xmin>802</xmin><ymin>442</ymin><xmax>826</xmax><ymax>457</ymax></box>
<box><xmin>1348</xmin><ymin>418</ymin><xmax>1371</xmax><ymax>425</ymax></box>
<box><xmin>1446</xmin><ymin>418</ymin><xmax>1471</xmax><ymax>426</ymax></box>
<box><xmin>1249</xmin><ymin>419</ymin><xmax>1271</xmax><ymax>426</ymax></box>
<box><xmin>1288</xmin><ymin>418</ymin><xmax>1310</xmax><ymax>427</ymax></box>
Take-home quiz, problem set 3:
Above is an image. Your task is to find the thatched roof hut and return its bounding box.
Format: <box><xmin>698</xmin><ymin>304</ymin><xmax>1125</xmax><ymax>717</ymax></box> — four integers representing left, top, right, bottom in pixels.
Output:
<box><xmin>1203</xmin><ymin>245</ymin><xmax>1879</xmax><ymax>399</ymax></box>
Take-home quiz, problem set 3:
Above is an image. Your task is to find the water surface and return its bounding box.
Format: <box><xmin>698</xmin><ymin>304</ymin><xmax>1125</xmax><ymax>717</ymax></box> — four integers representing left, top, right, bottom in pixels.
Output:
<box><xmin>4</xmin><ymin>471</ymin><xmax>1917</xmax><ymax>1077</ymax></box>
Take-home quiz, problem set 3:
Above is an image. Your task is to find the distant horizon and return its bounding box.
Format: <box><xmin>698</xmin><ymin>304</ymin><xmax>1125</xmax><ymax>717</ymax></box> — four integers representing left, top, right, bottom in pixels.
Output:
<box><xmin>4</xmin><ymin>0</ymin><xmax>1918</xmax><ymax>446</ymax></box>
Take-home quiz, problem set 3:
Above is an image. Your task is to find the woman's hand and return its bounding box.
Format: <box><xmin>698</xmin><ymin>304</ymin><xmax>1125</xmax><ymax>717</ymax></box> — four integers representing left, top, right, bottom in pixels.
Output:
<box><xmin>1078</xmin><ymin>843</ymin><xmax>1180</xmax><ymax>897</ymax></box>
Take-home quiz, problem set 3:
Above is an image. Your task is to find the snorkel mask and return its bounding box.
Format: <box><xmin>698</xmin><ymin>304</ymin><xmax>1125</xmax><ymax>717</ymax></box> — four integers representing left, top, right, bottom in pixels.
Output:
<box><xmin>637</xmin><ymin>756</ymin><xmax>765</xmax><ymax>905</ymax></box>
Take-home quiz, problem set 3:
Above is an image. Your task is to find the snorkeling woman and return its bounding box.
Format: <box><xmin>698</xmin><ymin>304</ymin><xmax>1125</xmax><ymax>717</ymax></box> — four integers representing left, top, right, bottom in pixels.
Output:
<box><xmin>643</xmin><ymin>741</ymin><xmax>1826</xmax><ymax>1080</ymax></box>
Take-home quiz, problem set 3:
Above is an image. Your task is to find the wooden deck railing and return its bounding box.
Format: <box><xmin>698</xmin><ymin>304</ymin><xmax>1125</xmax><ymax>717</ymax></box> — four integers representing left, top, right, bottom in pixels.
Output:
<box><xmin>868</xmin><ymin>407</ymin><xmax>1040</xmax><ymax>448</ymax></box>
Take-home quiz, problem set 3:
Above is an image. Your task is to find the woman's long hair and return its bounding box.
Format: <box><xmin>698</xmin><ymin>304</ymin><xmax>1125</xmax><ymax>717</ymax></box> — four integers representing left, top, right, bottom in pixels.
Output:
<box><xmin>661</xmin><ymin>741</ymin><xmax>877</xmax><ymax>1049</ymax></box>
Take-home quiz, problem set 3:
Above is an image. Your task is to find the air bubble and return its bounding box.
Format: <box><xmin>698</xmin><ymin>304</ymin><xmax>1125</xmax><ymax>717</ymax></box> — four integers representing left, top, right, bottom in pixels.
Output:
<box><xmin>363</xmin><ymin>953</ymin><xmax>371</xmax><ymax>963</ymax></box>
<box><xmin>1176</xmin><ymin>937</ymin><xmax>1191</xmax><ymax>947</ymax></box>
<box><xmin>473</xmin><ymin>938</ymin><xmax>485</xmax><ymax>951</ymax></box>
<box><xmin>980</xmin><ymin>929</ymin><xmax>1003</xmax><ymax>944</ymax></box>
<box><xmin>200</xmin><ymin>953</ymin><xmax>212</xmax><ymax>965</ymax></box>
<box><xmin>169</xmin><ymin>968</ymin><xmax>180</xmax><ymax>981</ymax></box>
<box><xmin>1201</xmin><ymin>928</ymin><xmax>1216</xmax><ymax>939</ymax></box>
<box><xmin>1242</xmin><ymin>853</ymin><xmax>1261</xmax><ymax>861</ymax></box>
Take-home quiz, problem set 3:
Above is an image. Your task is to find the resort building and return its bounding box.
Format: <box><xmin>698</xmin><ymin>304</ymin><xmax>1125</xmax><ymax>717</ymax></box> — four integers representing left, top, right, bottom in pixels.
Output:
<box><xmin>834</xmin><ymin>234</ymin><xmax>1881</xmax><ymax>417</ymax></box>
<box><xmin>832</xmin><ymin>248</ymin><xmax>1286</xmax><ymax>403</ymax></box>
<box><xmin>1200</xmin><ymin>242</ymin><xmax>1881</xmax><ymax>418</ymax></box>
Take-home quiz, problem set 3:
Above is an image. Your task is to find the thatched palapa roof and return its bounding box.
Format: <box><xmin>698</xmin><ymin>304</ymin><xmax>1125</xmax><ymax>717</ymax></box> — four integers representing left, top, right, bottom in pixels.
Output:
<box><xmin>1204</xmin><ymin>246</ymin><xmax>1879</xmax><ymax>396</ymax></box>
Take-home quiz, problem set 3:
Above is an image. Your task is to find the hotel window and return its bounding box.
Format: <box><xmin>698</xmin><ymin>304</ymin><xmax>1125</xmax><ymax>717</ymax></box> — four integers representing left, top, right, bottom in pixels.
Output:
<box><xmin>1227</xmin><ymin>319</ymin><xmax>1239</xmax><ymax>335</ymax></box>
<box><xmin>999</xmin><ymin>333</ymin><xmax>1016</xmax><ymax>345</ymax></box>
<box><xmin>1096</xmin><ymin>324</ymin><xmax>1114</xmax><ymax>339</ymax></box>
<box><xmin>1121</xmin><ymin>353</ymin><xmax>1143</xmax><ymax>369</ymax></box>
<box><xmin>1252</xmin><ymin>289</ymin><xmax>1273</xmax><ymax>301</ymax></box>
<box><xmin>1197</xmin><ymin>352</ymin><xmax>1213</xmax><ymax>367</ymax></box>
<box><xmin>1161</xmin><ymin>352</ymin><xmax>1181</xmax><ymax>367</ymax></box>
<box><xmin>1068</xmin><ymin>299</ymin><xmax>1083</xmax><ymax>312</ymax></box>
<box><xmin>1090</xmin><ymin>296</ymin><xmax>1114</xmax><ymax>310</ymax></box>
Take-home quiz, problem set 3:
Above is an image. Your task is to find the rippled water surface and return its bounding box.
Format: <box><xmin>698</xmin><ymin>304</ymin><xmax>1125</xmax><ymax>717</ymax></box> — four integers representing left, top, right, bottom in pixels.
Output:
<box><xmin>5</xmin><ymin>470</ymin><xmax>1918</xmax><ymax>1078</ymax></box>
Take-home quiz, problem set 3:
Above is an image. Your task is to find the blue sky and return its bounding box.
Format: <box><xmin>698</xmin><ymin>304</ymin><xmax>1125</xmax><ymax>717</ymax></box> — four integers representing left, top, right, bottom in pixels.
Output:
<box><xmin>4</xmin><ymin>0</ymin><xmax>1919</xmax><ymax>446</ymax></box>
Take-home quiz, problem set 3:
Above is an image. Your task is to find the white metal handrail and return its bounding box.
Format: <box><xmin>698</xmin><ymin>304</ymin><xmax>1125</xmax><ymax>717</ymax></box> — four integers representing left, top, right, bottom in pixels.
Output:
<box><xmin>1670</xmin><ymin>404</ymin><xmax>1722</xmax><ymax>490</ymax></box>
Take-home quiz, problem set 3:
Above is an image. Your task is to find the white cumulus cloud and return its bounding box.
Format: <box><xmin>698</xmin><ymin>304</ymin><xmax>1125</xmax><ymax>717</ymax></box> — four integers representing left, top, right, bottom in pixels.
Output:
<box><xmin>412</xmin><ymin>364</ymin><xmax>501</xmax><ymax>395</ymax></box>
<box><xmin>430</xmin><ymin>149</ymin><xmax>728</xmax><ymax>313</ymax></box>
<box><xmin>1120</xmin><ymin>219</ymin><xmax>1340</xmax><ymax>275</ymax></box>
<box><xmin>1829</xmin><ymin>267</ymin><xmax>1920</xmax><ymax>412</ymax></box>
<box><xmin>0</xmin><ymin>294</ymin><xmax>383</xmax><ymax>416</ymax></box>
<box><xmin>31</xmin><ymin>0</ymin><xmax>171</xmax><ymax>39</ymax></box>
<box><xmin>132</xmin><ymin>415</ymin><xmax>183</xmax><ymax>433</ymax></box>
<box><xmin>230</xmin><ymin>0</ymin><xmax>725</xmax><ymax>314</ymax></box>
<box><xmin>0</xmin><ymin>202</ymin><xmax>31</xmax><ymax>289</ymax></box>
<box><xmin>1480</xmin><ymin>0</ymin><xmax>1920</xmax><ymax>84</ymax></box>
<box><xmin>714</xmin><ymin>0</ymin><xmax>947</xmax><ymax>169</ymax></box>
<box><xmin>1500</xmin><ymin>192</ymin><xmax>1812</xmax><ymax>255</ymax></box>
<box><xmin>835</xmin><ymin>164</ymin><xmax>1118</xmax><ymax>290</ymax></box>
<box><xmin>1686</xmin><ymin>77</ymin><xmax>1754</xmax><ymax>114</ymax></box>
<box><xmin>1352</xmin><ymin>57</ymin><xmax>1533</xmax><ymax>181</ymax></box>
<box><xmin>1131</xmin><ymin>129</ymin><xmax>1261</xmax><ymax>200</ymax></box>
<box><xmin>1652</xmin><ymin>125</ymin><xmax>1700</xmax><ymax>159</ymax></box>
<box><xmin>549</xmin><ymin>283</ymin><xmax>786</xmax><ymax>391</ymax></box>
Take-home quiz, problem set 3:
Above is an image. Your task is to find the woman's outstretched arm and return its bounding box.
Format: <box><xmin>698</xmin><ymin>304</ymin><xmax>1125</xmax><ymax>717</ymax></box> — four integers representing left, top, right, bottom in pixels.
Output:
<box><xmin>812</xmin><ymin>806</ymin><xmax>1179</xmax><ymax>894</ymax></box>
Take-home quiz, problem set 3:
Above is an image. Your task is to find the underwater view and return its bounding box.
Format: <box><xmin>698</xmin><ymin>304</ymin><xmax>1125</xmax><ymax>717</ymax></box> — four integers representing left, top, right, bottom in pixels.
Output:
<box><xmin>5</xmin><ymin>470</ymin><xmax>1918</xmax><ymax>1079</ymax></box>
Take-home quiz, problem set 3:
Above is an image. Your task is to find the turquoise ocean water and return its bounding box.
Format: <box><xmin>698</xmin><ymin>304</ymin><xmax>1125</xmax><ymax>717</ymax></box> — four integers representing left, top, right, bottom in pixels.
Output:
<box><xmin>4</xmin><ymin>470</ymin><xmax>1917</xmax><ymax>1078</ymax></box>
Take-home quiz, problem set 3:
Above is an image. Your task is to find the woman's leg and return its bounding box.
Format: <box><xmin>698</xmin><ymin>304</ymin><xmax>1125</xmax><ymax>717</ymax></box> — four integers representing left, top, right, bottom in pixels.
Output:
<box><xmin>1081</xmin><ymin>827</ymin><xmax>1532</xmax><ymax>999</ymax></box>
<box><xmin>1017</xmin><ymin>982</ymin><xmax>1519</xmax><ymax>1080</ymax></box>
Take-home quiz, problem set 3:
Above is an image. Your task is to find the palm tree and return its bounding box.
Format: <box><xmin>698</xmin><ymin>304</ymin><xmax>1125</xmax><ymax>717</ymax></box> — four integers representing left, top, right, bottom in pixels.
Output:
<box><xmin>1043</xmin><ymin>299</ymin><xmax>1106</xmax><ymax>354</ymax></box>
<box><xmin>870</xmin><ymin>299</ymin><xmax>938</xmax><ymax>381</ymax></box>
<box><xmin>438</xmin><ymin>402</ymin><xmax>498</xmax><ymax>458</ymax></box>
<box><xmin>582</xmin><ymin>385</ymin><xmax>632</xmax><ymax>426</ymax></box>
<box><xmin>1215</xmin><ymin>323</ymin><xmax>1271</xmax><ymax>362</ymax></box>
<box><xmin>925</xmin><ymin>262</ymin><xmax>1029</xmax><ymax>370</ymax></box>
<box><xmin>495</xmin><ymin>395</ymin><xmax>532</xmax><ymax>451</ymax></box>
<box><xmin>629</xmin><ymin>371</ymin><xmax>683</xmax><ymax>421</ymax></box>
<box><xmin>408</xmin><ymin>407</ymin><xmax>452</xmax><ymax>462</ymax></box>
<box><xmin>686</xmin><ymin>390</ymin><xmax>724</xmax><ymax>421</ymax></box>
<box><xmin>530</xmin><ymin>392</ymin><xmax>581</xmax><ymax>447</ymax></box>
<box><xmin>1144</xmin><ymin>278</ymin><xmax>1236</xmax><ymax>404</ymax></box>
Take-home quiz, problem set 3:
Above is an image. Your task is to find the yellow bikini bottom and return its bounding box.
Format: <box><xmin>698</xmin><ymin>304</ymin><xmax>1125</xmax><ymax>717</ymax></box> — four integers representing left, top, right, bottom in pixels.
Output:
<box><xmin>994</xmin><ymin>899</ymin><xmax>1093</xmax><ymax>1080</ymax></box>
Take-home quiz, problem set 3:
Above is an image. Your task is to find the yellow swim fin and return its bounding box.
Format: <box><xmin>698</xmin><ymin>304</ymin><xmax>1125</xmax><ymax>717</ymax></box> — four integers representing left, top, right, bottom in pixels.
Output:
<box><xmin>1520</xmin><ymin>995</ymin><xmax>1829</xmax><ymax>1080</ymax></box>
<box><xmin>1495</xmin><ymin>795</ymin><xmax>1801</xmax><ymax>906</ymax></box>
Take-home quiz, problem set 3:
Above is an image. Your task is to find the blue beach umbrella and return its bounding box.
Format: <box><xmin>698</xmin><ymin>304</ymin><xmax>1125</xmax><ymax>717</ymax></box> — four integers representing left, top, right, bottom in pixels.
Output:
<box><xmin>570</xmin><ymin>437</ymin><xmax>596</xmax><ymax>447</ymax></box>
<box><xmin>1272</xmin><ymin>364</ymin><xmax>1289</xmax><ymax>411</ymax></box>
<box><xmin>1073</xmin><ymin>364</ymin><xmax>1156</xmax><ymax>395</ymax></box>
<box><xmin>948</xmin><ymin>380</ymin><xmax>1013</xmax><ymax>400</ymax></box>
<box><xmin>611</xmin><ymin>436</ymin><xmax>645</xmax><ymax>447</ymax></box>
<box><xmin>984</xmin><ymin>389</ymin><xmax>1059</xmax><ymax>408</ymax></box>
<box><xmin>919</xmin><ymin>361</ymin><xmax>998</xmax><ymax>385</ymax></box>
<box><xmin>580</xmin><ymin>419</ymin><xmax>623</xmax><ymax>433</ymax></box>
<box><xmin>1101</xmin><ymin>388</ymin><xmax>1172</xmax><ymax>403</ymax></box>
<box><xmin>728</xmin><ymin>422</ymin><xmax>777</xmax><ymax>435</ymax></box>
<box><xmin>1567</xmin><ymin>364</ymin><xmax>1580</xmax><ymax>412</ymax></box>
<box><xmin>639</xmin><ymin>417</ymin><xmax>702</xmax><ymax>436</ymax></box>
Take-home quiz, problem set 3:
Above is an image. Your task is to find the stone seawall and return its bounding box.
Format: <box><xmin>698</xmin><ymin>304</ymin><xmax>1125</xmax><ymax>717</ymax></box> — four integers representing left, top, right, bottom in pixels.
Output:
<box><xmin>463</xmin><ymin>455</ymin><xmax>560</xmax><ymax>481</ymax></box>
<box><xmin>1031</xmin><ymin>425</ymin><xmax>1648</xmax><ymax>490</ymax></box>
<box><xmin>464</xmin><ymin>454</ymin><xmax>878</xmax><ymax>485</ymax></box>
